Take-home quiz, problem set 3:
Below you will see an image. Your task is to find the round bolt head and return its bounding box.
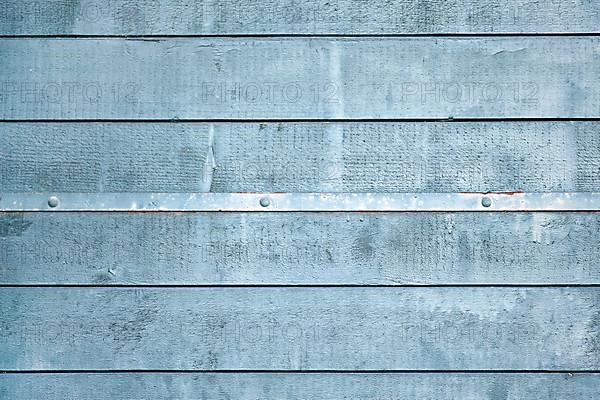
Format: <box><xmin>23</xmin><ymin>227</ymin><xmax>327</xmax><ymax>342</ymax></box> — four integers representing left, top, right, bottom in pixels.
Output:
<box><xmin>259</xmin><ymin>197</ymin><xmax>271</xmax><ymax>207</ymax></box>
<box><xmin>48</xmin><ymin>196</ymin><xmax>60</xmax><ymax>208</ymax></box>
<box><xmin>481</xmin><ymin>196</ymin><xmax>492</xmax><ymax>208</ymax></box>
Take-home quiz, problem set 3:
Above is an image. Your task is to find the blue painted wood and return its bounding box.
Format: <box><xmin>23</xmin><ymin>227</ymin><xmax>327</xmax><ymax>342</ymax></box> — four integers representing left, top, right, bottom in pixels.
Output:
<box><xmin>1</xmin><ymin>2</ymin><xmax>598</xmax><ymax>396</ymax></box>
<box><xmin>1</xmin><ymin>287</ymin><xmax>598</xmax><ymax>370</ymax></box>
<box><xmin>1</xmin><ymin>0</ymin><xmax>599</xmax><ymax>34</ymax></box>
<box><xmin>0</xmin><ymin>124</ymin><xmax>212</xmax><ymax>192</ymax></box>
<box><xmin>1</xmin><ymin>373</ymin><xmax>600</xmax><ymax>399</ymax></box>
<box><xmin>1</xmin><ymin>38</ymin><xmax>599</xmax><ymax>119</ymax></box>
<box><xmin>1</xmin><ymin>212</ymin><xmax>599</xmax><ymax>284</ymax></box>
<box><xmin>2</xmin><ymin>122</ymin><xmax>599</xmax><ymax>192</ymax></box>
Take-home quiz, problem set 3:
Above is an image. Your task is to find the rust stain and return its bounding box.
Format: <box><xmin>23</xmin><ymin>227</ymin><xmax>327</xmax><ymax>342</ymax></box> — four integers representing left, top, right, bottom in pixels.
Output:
<box><xmin>458</xmin><ymin>191</ymin><xmax>525</xmax><ymax>196</ymax></box>
<box><xmin>488</xmin><ymin>191</ymin><xmax>525</xmax><ymax>196</ymax></box>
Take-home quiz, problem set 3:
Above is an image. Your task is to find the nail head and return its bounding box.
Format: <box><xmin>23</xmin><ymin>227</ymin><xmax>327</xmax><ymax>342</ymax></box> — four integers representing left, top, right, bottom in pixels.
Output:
<box><xmin>259</xmin><ymin>197</ymin><xmax>271</xmax><ymax>207</ymax></box>
<box><xmin>48</xmin><ymin>196</ymin><xmax>60</xmax><ymax>208</ymax></box>
<box><xmin>481</xmin><ymin>196</ymin><xmax>492</xmax><ymax>208</ymax></box>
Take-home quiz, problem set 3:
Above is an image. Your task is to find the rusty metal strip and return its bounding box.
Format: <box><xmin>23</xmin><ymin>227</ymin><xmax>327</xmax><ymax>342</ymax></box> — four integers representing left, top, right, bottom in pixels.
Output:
<box><xmin>0</xmin><ymin>192</ymin><xmax>598</xmax><ymax>212</ymax></box>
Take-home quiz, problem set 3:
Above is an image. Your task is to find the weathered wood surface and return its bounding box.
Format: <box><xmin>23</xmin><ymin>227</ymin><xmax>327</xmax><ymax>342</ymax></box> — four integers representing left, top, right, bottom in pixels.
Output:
<box><xmin>1</xmin><ymin>287</ymin><xmax>599</xmax><ymax>370</ymax></box>
<box><xmin>1</xmin><ymin>0</ymin><xmax>600</xmax><ymax>35</ymax></box>
<box><xmin>1</xmin><ymin>212</ymin><xmax>599</xmax><ymax>285</ymax></box>
<box><xmin>1</xmin><ymin>38</ymin><xmax>599</xmax><ymax>119</ymax></box>
<box><xmin>2</xmin><ymin>122</ymin><xmax>599</xmax><ymax>192</ymax></box>
<box><xmin>1</xmin><ymin>373</ymin><xmax>600</xmax><ymax>399</ymax></box>
<box><xmin>0</xmin><ymin>124</ymin><xmax>212</xmax><ymax>192</ymax></box>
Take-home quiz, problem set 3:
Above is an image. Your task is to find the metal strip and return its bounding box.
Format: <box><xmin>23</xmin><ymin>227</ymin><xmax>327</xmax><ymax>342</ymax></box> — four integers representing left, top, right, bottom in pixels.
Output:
<box><xmin>0</xmin><ymin>192</ymin><xmax>598</xmax><ymax>212</ymax></box>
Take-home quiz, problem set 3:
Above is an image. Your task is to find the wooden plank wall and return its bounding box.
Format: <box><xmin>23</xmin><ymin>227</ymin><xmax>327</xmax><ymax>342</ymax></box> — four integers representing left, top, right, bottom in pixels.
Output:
<box><xmin>1</xmin><ymin>38</ymin><xmax>599</xmax><ymax>119</ymax></box>
<box><xmin>1</xmin><ymin>0</ymin><xmax>600</xmax><ymax>35</ymax></box>
<box><xmin>1</xmin><ymin>1</ymin><xmax>599</xmax><ymax>398</ymax></box>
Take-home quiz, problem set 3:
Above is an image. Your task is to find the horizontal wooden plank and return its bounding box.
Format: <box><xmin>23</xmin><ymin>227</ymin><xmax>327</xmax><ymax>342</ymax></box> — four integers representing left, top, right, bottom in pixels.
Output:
<box><xmin>212</xmin><ymin>121</ymin><xmax>600</xmax><ymax>192</ymax></box>
<box><xmin>1</xmin><ymin>38</ymin><xmax>599</xmax><ymax>119</ymax></box>
<box><xmin>1</xmin><ymin>373</ymin><xmax>600</xmax><ymax>399</ymax></box>
<box><xmin>1</xmin><ymin>212</ymin><xmax>599</xmax><ymax>285</ymax></box>
<box><xmin>0</xmin><ymin>124</ymin><xmax>212</xmax><ymax>192</ymax></box>
<box><xmin>1</xmin><ymin>0</ymin><xmax>600</xmax><ymax>35</ymax></box>
<box><xmin>1</xmin><ymin>287</ymin><xmax>598</xmax><ymax>370</ymax></box>
<box><xmin>2</xmin><ymin>122</ymin><xmax>599</xmax><ymax>192</ymax></box>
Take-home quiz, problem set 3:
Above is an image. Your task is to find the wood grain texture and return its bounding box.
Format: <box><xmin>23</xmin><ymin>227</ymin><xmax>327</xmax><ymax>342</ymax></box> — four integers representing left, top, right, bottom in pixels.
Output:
<box><xmin>0</xmin><ymin>124</ymin><xmax>212</xmax><ymax>192</ymax></box>
<box><xmin>211</xmin><ymin>121</ymin><xmax>600</xmax><ymax>192</ymax></box>
<box><xmin>1</xmin><ymin>287</ymin><xmax>599</xmax><ymax>370</ymax></box>
<box><xmin>1</xmin><ymin>38</ymin><xmax>599</xmax><ymax>119</ymax></box>
<box><xmin>1</xmin><ymin>0</ymin><xmax>600</xmax><ymax>35</ymax></box>
<box><xmin>1</xmin><ymin>373</ymin><xmax>600</xmax><ymax>399</ymax></box>
<box><xmin>1</xmin><ymin>212</ymin><xmax>599</xmax><ymax>285</ymax></box>
<box><xmin>2</xmin><ymin>122</ymin><xmax>599</xmax><ymax>192</ymax></box>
